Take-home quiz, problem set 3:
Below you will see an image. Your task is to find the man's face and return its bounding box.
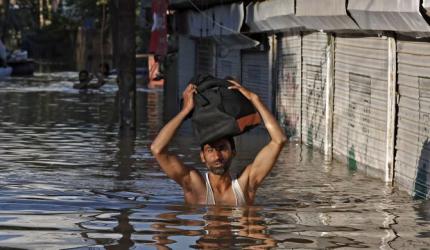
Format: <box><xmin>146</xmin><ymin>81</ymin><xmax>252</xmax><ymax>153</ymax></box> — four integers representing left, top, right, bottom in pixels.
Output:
<box><xmin>200</xmin><ymin>138</ymin><xmax>235</xmax><ymax>175</ymax></box>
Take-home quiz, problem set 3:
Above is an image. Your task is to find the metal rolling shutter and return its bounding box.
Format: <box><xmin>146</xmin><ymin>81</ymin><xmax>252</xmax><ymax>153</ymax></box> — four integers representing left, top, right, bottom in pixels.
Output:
<box><xmin>195</xmin><ymin>39</ymin><xmax>216</xmax><ymax>75</ymax></box>
<box><xmin>276</xmin><ymin>33</ymin><xmax>302</xmax><ymax>139</ymax></box>
<box><xmin>396</xmin><ymin>40</ymin><xmax>430</xmax><ymax>198</ymax></box>
<box><xmin>216</xmin><ymin>46</ymin><xmax>241</xmax><ymax>80</ymax></box>
<box><xmin>333</xmin><ymin>36</ymin><xmax>388</xmax><ymax>175</ymax></box>
<box><xmin>302</xmin><ymin>32</ymin><xmax>327</xmax><ymax>149</ymax></box>
<box><xmin>178</xmin><ymin>35</ymin><xmax>196</xmax><ymax>93</ymax></box>
<box><xmin>166</xmin><ymin>35</ymin><xmax>196</xmax><ymax>120</ymax></box>
<box><xmin>241</xmin><ymin>51</ymin><xmax>272</xmax><ymax>110</ymax></box>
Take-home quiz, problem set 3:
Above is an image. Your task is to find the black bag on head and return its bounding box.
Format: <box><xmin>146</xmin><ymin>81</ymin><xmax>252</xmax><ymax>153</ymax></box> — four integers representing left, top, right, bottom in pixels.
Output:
<box><xmin>187</xmin><ymin>74</ymin><xmax>261</xmax><ymax>146</ymax></box>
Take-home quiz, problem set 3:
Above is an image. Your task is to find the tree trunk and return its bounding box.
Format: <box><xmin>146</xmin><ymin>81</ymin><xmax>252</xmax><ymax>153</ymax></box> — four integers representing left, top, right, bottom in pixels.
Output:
<box><xmin>110</xmin><ymin>0</ymin><xmax>119</xmax><ymax>70</ymax></box>
<box><xmin>113</xmin><ymin>0</ymin><xmax>136</xmax><ymax>130</ymax></box>
<box><xmin>1</xmin><ymin>0</ymin><xmax>10</xmax><ymax>41</ymax></box>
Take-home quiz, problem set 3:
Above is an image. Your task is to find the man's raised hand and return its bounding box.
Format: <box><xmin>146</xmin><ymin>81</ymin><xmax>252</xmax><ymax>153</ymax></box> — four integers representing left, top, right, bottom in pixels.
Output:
<box><xmin>182</xmin><ymin>84</ymin><xmax>197</xmax><ymax>112</ymax></box>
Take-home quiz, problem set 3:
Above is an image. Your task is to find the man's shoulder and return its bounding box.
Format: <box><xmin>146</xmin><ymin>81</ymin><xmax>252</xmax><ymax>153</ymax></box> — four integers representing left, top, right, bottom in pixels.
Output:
<box><xmin>188</xmin><ymin>168</ymin><xmax>203</xmax><ymax>178</ymax></box>
<box><xmin>236</xmin><ymin>163</ymin><xmax>253</xmax><ymax>178</ymax></box>
<box><xmin>235</xmin><ymin>163</ymin><xmax>253</xmax><ymax>188</ymax></box>
<box><xmin>182</xmin><ymin>169</ymin><xmax>205</xmax><ymax>193</ymax></box>
<box><xmin>182</xmin><ymin>167</ymin><xmax>204</xmax><ymax>184</ymax></box>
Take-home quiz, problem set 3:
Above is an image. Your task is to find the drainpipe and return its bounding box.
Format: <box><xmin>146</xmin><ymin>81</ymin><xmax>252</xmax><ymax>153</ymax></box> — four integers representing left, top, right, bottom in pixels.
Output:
<box><xmin>300</xmin><ymin>32</ymin><xmax>304</xmax><ymax>145</ymax></box>
<box><xmin>324</xmin><ymin>33</ymin><xmax>335</xmax><ymax>162</ymax></box>
<box><xmin>271</xmin><ymin>33</ymin><xmax>277</xmax><ymax>113</ymax></box>
<box><xmin>298</xmin><ymin>32</ymin><xmax>302</xmax><ymax>144</ymax></box>
<box><xmin>386</xmin><ymin>35</ymin><xmax>397</xmax><ymax>184</ymax></box>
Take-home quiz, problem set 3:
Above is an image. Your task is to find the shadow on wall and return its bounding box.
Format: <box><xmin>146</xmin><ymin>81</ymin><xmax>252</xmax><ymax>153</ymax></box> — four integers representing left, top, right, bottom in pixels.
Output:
<box><xmin>414</xmin><ymin>139</ymin><xmax>430</xmax><ymax>200</ymax></box>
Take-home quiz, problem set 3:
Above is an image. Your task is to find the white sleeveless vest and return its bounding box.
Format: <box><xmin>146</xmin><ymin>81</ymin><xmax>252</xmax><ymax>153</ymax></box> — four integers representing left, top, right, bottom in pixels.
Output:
<box><xmin>204</xmin><ymin>172</ymin><xmax>247</xmax><ymax>206</ymax></box>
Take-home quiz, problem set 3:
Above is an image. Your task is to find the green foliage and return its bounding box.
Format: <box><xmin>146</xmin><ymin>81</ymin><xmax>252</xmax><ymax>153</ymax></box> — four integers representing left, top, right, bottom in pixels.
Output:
<box><xmin>96</xmin><ymin>0</ymin><xmax>108</xmax><ymax>6</ymax></box>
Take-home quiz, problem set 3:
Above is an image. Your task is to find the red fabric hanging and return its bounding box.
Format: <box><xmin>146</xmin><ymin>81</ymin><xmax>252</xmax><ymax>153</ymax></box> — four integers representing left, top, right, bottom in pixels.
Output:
<box><xmin>149</xmin><ymin>0</ymin><xmax>168</xmax><ymax>56</ymax></box>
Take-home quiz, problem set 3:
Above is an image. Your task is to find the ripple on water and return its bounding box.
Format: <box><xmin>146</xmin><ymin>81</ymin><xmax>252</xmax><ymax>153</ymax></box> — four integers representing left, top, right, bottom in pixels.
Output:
<box><xmin>0</xmin><ymin>74</ymin><xmax>430</xmax><ymax>249</ymax></box>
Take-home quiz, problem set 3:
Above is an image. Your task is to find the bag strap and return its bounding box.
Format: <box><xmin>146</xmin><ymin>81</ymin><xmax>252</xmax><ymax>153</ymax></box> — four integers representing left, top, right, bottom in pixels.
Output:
<box><xmin>196</xmin><ymin>78</ymin><xmax>231</xmax><ymax>92</ymax></box>
<box><xmin>186</xmin><ymin>75</ymin><xmax>234</xmax><ymax>108</ymax></box>
<box><xmin>195</xmin><ymin>90</ymin><xmax>210</xmax><ymax>106</ymax></box>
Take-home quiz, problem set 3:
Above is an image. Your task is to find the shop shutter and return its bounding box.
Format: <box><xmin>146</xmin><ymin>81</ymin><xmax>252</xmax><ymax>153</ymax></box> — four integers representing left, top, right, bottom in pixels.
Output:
<box><xmin>276</xmin><ymin>33</ymin><xmax>302</xmax><ymax>139</ymax></box>
<box><xmin>302</xmin><ymin>32</ymin><xmax>327</xmax><ymax>149</ymax></box>
<box><xmin>178</xmin><ymin>35</ymin><xmax>196</xmax><ymax>93</ymax></box>
<box><xmin>241</xmin><ymin>50</ymin><xmax>272</xmax><ymax>110</ymax></box>
<box><xmin>333</xmin><ymin>36</ymin><xmax>388</xmax><ymax>176</ymax></box>
<box><xmin>396</xmin><ymin>40</ymin><xmax>430</xmax><ymax>198</ymax></box>
<box><xmin>215</xmin><ymin>46</ymin><xmax>241</xmax><ymax>80</ymax></box>
<box><xmin>195</xmin><ymin>39</ymin><xmax>216</xmax><ymax>76</ymax></box>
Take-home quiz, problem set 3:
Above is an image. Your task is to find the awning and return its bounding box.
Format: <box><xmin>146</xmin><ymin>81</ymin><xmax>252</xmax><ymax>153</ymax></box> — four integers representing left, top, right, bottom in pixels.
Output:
<box><xmin>169</xmin><ymin>0</ymin><xmax>239</xmax><ymax>10</ymax></box>
<box><xmin>348</xmin><ymin>0</ymin><xmax>430</xmax><ymax>33</ymax></box>
<box><xmin>212</xmin><ymin>34</ymin><xmax>259</xmax><ymax>50</ymax></box>
<box><xmin>295</xmin><ymin>0</ymin><xmax>358</xmax><ymax>31</ymax></box>
<box><xmin>424</xmin><ymin>0</ymin><xmax>430</xmax><ymax>12</ymax></box>
<box><xmin>245</xmin><ymin>0</ymin><xmax>302</xmax><ymax>33</ymax></box>
<box><xmin>186</xmin><ymin>3</ymin><xmax>244</xmax><ymax>37</ymax></box>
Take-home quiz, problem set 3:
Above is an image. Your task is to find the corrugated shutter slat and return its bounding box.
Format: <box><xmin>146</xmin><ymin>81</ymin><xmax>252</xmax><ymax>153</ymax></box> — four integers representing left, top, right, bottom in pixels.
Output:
<box><xmin>276</xmin><ymin>34</ymin><xmax>302</xmax><ymax>139</ymax></box>
<box><xmin>242</xmin><ymin>51</ymin><xmax>271</xmax><ymax>109</ymax></box>
<box><xmin>302</xmin><ymin>32</ymin><xmax>327</xmax><ymax>149</ymax></box>
<box><xmin>196</xmin><ymin>39</ymin><xmax>215</xmax><ymax>75</ymax></box>
<box><xmin>395</xmin><ymin>40</ymin><xmax>430</xmax><ymax>199</ymax></box>
<box><xmin>333</xmin><ymin>36</ymin><xmax>388</xmax><ymax>173</ymax></box>
<box><xmin>216</xmin><ymin>47</ymin><xmax>241</xmax><ymax>80</ymax></box>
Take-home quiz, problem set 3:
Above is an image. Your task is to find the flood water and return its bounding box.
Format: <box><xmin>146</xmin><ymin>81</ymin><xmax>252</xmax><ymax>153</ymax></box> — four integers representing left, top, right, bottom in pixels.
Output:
<box><xmin>0</xmin><ymin>73</ymin><xmax>429</xmax><ymax>250</ymax></box>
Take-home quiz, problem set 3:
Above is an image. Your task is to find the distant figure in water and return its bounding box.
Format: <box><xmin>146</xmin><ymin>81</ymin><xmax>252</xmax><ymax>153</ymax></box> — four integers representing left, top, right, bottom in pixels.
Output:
<box><xmin>73</xmin><ymin>63</ymin><xmax>110</xmax><ymax>90</ymax></box>
<box><xmin>150</xmin><ymin>80</ymin><xmax>287</xmax><ymax>206</ymax></box>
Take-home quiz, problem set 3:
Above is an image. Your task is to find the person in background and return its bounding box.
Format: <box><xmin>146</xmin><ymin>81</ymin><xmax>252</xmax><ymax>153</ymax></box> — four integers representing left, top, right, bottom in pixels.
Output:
<box><xmin>93</xmin><ymin>62</ymin><xmax>110</xmax><ymax>88</ymax></box>
<box><xmin>73</xmin><ymin>70</ymin><xmax>93</xmax><ymax>89</ymax></box>
<box><xmin>73</xmin><ymin>63</ymin><xmax>110</xmax><ymax>90</ymax></box>
<box><xmin>150</xmin><ymin>80</ymin><xmax>287</xmax><ymax>206</ymax></box>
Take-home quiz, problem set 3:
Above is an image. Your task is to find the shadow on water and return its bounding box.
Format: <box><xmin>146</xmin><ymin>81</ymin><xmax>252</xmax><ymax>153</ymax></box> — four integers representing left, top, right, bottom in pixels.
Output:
<box><xmin>414</xmin><ymin>139</ymin><xmax>430</xmax><ymax>199</ymax></box>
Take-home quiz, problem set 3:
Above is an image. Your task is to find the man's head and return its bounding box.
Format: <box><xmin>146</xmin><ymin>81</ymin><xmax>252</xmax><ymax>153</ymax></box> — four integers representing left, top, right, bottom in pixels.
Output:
<box><xmin>78</xmin><ymin>70</ymin><xmax>90</xmax><ymax>83</ymax></box>
<box><xmin>200</xmin><ymin>137</ymin><xmax>236</xmax><ymax>175</ymax></box>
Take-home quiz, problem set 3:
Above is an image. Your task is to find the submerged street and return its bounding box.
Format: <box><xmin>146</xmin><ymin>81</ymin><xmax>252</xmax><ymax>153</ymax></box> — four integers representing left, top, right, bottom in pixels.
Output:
<box><xmin>0</xmin><ymin>73</ymin><xmax>429</xmax><ymax>249</ymax></box>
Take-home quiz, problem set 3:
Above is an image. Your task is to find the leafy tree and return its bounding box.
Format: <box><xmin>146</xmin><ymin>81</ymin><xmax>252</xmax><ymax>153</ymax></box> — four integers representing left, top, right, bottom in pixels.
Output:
<box><xmin>63</xmin><ymin>0</ymin><xmax>110</xmax><ymax>29</ymax></box>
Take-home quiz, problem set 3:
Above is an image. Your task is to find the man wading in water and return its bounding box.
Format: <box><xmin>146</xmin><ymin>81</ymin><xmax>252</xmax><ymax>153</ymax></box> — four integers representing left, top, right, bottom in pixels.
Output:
<box><xmin>151</xmin><ymin>81</ymin><xmax>286</xmax><ymax>206</ymax></box>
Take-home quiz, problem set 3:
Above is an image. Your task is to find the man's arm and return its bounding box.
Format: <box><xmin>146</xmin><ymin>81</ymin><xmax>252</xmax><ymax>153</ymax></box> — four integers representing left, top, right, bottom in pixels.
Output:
<box><xmin>150</xmin><ymin>84</ymin><xmax>197</xmax><ymax>189</ymax></box>
<box><xmin>228</xmin><ymin>80</ymin><xmax>287</xmax><ymax>190</ymax></box>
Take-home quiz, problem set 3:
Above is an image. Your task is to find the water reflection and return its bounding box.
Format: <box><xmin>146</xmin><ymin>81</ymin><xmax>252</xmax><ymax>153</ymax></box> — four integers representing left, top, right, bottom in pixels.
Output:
<box><xmin>116</xmin><ymin>131</ymin><xmax>136</xmax><ymax>182</ymax></box>
<box><xmin>0</xmin><ymin>73</ymin><xmax>430</xmax><ymax>249</ymax></box>
<box><xmin>414</xmin><ymin>139</ymin><xmax>430</xmax><ymax>199</ymax></box>
<box><xmin>78</xmin><ymin>205</ymin><xmax>276</xmax><ymax>249</ymax></box>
